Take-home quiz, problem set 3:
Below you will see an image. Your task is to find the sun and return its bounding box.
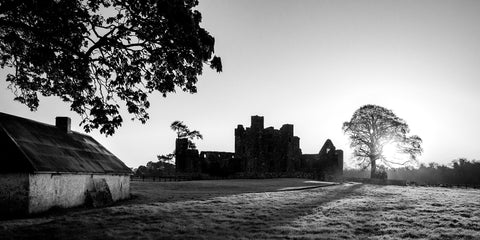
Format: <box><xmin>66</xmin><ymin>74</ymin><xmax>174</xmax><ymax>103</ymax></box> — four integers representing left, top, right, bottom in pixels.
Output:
<box><xmin>382</xmin><ymin>143</ymin><xmax>400</xmax><ymax>161</ymax></box>
<box><xmin>381</xmin><ymin>142</ymin><xmax>415</xmax><ymax>167</ymax></box>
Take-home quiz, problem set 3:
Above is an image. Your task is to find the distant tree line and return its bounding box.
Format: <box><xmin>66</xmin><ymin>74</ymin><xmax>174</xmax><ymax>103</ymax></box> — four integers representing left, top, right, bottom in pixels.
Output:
<box><xmin>133</xmin><ymin>159</ymin><xmax>175</xmax><ymax>177</ymax></box>
<box><xmin>344</xmin><ymin>158</ymin><xmax>480</xmax><ymax>187</ymax></box>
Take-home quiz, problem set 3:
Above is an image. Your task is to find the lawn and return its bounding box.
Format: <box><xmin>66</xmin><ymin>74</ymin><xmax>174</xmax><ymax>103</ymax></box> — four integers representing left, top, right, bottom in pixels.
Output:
<box><xmin>1</xmin><ymin>179</ymin><xmax>479</xmax><ymax>239</ymax></box>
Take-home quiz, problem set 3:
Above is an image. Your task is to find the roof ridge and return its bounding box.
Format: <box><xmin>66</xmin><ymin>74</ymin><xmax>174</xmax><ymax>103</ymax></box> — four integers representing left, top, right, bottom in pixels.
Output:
<box><xmin>0</xmin><ymin>112</ymin><xmax>88</xmax><ymax>136</ymax></box>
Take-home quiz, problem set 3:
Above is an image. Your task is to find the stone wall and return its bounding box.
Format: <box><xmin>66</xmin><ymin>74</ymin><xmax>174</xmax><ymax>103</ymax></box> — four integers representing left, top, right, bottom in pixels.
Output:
<box><xmin>199</xmin><ymin>151</ymin><xmax>238</xmax><ymax>176</ymax></box>
<box><xmin>175</xmin><ymin>138</ymin><xmax>200</xmax><ymax>173</ymax></box>
<box><xmin>301</xmin><ymin>139</ymin><xmax>344</xmax><ymax>178</ymax></box>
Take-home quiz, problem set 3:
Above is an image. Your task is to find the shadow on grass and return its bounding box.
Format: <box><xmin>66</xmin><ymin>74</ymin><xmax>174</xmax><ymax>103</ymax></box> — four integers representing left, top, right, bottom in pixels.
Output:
<box><xmin>0</xmin><ymin>181</ymin><xmax>360</xmax><ymax>240</ymax></box>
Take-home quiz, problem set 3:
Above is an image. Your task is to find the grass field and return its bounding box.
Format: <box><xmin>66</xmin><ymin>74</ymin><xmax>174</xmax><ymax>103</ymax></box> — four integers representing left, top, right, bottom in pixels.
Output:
<box><xmin>1</xmin><ymin>179</ymin><xmax>479</xmax><ymax>239</ymax></box>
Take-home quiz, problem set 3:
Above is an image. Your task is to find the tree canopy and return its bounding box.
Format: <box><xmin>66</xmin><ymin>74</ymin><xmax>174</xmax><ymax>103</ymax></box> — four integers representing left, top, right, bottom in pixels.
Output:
<box><xmin>0</xmin><ymin>0</ymin><xmax>222</xmax><ymax>135</ymax></box>
<box><xmin>343</xmin><ymin>104</ymin><xmax>422</xmax><ymax>178</ymax></box>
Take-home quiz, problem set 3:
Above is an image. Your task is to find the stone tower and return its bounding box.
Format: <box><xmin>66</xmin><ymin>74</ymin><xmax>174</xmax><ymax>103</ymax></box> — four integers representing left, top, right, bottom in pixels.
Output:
<box><xmin>175</xmin><ymin>138</ymin><xmax>199</xmax><ymax>173</ymax></box>
<box><xmin>234</xmin><ymin>116</ymin><xmax>302</xmax><ymax>173</ymax></box>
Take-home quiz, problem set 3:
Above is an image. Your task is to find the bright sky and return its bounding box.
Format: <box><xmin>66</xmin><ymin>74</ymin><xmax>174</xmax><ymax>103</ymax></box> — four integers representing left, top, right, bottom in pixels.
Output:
<box><xmin>1</xmin><ymin>0</ymin><xmax>480</xmax><ymax>168</ymax></box>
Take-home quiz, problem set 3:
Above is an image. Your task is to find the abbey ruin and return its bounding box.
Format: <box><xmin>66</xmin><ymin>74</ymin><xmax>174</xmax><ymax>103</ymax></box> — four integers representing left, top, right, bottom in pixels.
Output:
<box><xmin>175</xmin><ymin>116</ymin><xmax>343</xmax><ymax>179</ymax></box>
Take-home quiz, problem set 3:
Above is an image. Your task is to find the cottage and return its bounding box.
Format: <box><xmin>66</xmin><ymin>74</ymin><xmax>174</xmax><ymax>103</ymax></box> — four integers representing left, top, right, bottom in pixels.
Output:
<box><xmin>0</xmin><ymin>112</ymin><xmax>131</xmax><ymax>216</ymax></box>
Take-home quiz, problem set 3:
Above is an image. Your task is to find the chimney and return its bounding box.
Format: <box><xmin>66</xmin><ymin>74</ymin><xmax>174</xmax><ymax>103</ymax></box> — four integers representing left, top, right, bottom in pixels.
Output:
<box><xmin>55</xmin><ymin>117</ymin><xmax>71</xmax><ymax>133</ymax></box>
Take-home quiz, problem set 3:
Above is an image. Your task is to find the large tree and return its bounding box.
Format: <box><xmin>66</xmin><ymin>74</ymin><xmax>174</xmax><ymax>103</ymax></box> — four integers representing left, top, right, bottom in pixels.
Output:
<box><xmin>0</xmin><ymin>0</ymin><xmax>222</xmax><ymax>135</ymax></box>
<box><xmin>343</xmin><ymin>105</ymin><xmax>422</xmax><ymax>178</ymax></box>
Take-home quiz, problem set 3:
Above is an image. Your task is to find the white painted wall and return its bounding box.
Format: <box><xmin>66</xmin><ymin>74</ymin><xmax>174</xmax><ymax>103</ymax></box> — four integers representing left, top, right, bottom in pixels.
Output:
<box><xmin>29</xmin><ymin>173</ymin><xmax>130</xmax><ymax>213</ymax></box>
<box><xmin>0</xmin><ymin>173</ymin><xmax>29</xmax><ymax>216</ymax></box>
<box><xmin>98</xmin><ymin>174</ymin><xmax>130</xmax><ymax>201</ymax></box>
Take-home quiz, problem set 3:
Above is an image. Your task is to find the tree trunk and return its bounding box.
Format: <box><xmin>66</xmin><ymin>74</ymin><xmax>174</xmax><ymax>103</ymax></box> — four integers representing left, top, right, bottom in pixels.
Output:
<box><xmin>370</xmin><ymin>158</ymin><xmax>376</xmax><ymax>179</ymax></box>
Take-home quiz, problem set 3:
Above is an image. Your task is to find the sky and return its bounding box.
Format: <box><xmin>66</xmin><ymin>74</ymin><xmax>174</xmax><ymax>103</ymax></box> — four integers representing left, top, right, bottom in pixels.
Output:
<box><xmin>1</xmin><ymin>0</ymin><xmax>480</xmax><ymax>168</ymax></box>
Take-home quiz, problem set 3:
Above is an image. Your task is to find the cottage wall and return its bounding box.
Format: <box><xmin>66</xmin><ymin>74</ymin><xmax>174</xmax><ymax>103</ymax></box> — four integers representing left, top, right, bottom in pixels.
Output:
<box><xmin>0</xmin><ymin>173</ymin><xmax>29</xmax><ymax>216</ymax></box>
<box><xmin>28</xmin><ymin>173</ymin><xmax>130</xmax><ymax>213</ymax></box>
<box><xmin>99</xmin><ymin>174</ymin><xmax>130</xmax><ymax>201</ymax></box>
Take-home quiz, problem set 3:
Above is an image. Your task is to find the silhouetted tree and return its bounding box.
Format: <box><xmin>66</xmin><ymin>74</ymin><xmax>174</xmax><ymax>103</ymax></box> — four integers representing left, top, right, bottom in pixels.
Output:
<box><xmin>157</xmin><ymin>153</ymin><xmax>175</xmax><ymax>165</ymax></box>
<box><xmin>155</xmin><ymin>153</ymin><xmax>175</xmax><ymax>174</ymax></box>
<box><xmin>343</xmin><ymin>105</ymin><xmax>422</xmax><ymax>178</ymax></box>
<box><xmin>344</xmin><ymin>159</ymin><xmax>480</xmax><ymax>186</ymax></box>
<box><xmin>170</xmin><ymin>120</ymin><xmax>202</xmax><ymax>149</ymax></box>
<box><xmin>134</xmin><ymin>159</ymin><xmax>175</xmax><ymax>177</ymax></box>
<box><xmin>134</xmin><ymin>165</ymin><xmax>148</xmax><ymax>176</ymax></box>
<box><xmin>151</xmin><ymin>121</ymin><xmax>202</xmax><ymax>171</ymax></box>
<box><xmin>0</xmin><ymin>0</ymin><xmax>222</xmax><ymax>135</ymax></box>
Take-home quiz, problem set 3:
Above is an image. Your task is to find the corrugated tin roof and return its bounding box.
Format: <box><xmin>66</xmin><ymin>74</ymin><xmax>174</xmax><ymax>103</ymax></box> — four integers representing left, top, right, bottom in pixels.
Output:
<box><xmin>0</xmin><ymin>112</ymin><xmax>131</xmax><ymax>174</ymax></box>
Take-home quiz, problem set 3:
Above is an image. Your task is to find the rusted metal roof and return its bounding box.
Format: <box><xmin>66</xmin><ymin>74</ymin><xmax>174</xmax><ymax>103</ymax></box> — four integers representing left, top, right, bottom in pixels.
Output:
<box><xmin>0</xmin><ymin>112</ymin><xmax>131</xmax><ymax>174</ymax></box>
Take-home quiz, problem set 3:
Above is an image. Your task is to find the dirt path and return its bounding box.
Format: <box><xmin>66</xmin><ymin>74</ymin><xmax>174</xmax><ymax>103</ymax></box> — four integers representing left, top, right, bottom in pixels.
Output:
<box><xmin>125</xmin><ymin>178</ymin><xmax>337</xmax><ymax>204</ymax></box>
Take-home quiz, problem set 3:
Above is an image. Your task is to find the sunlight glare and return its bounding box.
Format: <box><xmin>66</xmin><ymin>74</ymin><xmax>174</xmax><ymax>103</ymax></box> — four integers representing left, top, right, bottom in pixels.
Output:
<box><xmin>382</xmin><ymin>143</ymin><xmax>400</xmax><ymax>162</ymax></box>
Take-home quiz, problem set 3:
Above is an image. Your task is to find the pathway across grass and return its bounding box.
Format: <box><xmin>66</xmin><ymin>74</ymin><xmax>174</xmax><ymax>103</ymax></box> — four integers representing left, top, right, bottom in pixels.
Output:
<box><xmin>1</xmin><ymin>179</ymin><xmax>479</xmax><ymax>239</ymax></box>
